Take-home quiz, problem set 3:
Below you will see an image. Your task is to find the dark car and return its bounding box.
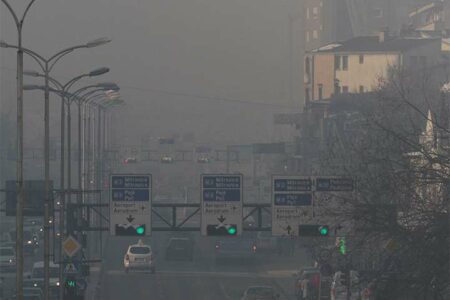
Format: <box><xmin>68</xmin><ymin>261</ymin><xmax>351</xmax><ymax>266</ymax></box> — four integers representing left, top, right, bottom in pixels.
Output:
<box><xmin>165</xmin><ymin>237</ymin><xmax>194</xmax><ymax>261</ymax></box>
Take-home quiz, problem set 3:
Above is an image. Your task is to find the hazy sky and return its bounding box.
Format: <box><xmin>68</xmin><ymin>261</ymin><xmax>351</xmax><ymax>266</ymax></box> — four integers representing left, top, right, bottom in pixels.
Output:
<box><xmin>1</xmin><ymin>0</ymin><xmax>304</xmax><ymax>148</ymax></box>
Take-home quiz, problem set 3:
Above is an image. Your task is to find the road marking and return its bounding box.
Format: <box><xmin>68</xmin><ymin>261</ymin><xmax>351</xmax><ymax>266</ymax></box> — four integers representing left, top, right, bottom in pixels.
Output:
<box><xmin>106</xmin><ymin>269</ymin><xmax>294</xmax><ymax>279</ymax></box>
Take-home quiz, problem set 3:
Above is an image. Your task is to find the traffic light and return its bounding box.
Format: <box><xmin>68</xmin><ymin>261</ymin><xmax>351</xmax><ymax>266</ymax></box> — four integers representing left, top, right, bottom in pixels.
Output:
<box><xmin>115</xmin><ymin>224</ymin><xmax>146</xmax><ymax>236</ymax></box>
<box><xmin>207</xmin><ymin>224</ymin><xmax>237</xmax><ymax>236</ymax></box>
<box><xmin>298</xmin><ymin>225</ymin><xmax>330</xmax><ymax>237</ymax></box>
<box><xmin>339</xmin><ymin>238</ymin><xmax>346</xmax><ymax>255</ymax></box>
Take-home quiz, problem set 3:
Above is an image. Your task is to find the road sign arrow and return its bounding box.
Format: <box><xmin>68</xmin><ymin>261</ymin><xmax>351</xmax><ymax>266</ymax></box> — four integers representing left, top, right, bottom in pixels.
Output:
<box><xmin>217</xmin><ymin>215</ymin><xmax>226</xmax><ymax>223</ymax></box>
<box><xmin>126</xmin><ymin>215</ymin><xmax>135</xmax><ymax>223</ymax></box>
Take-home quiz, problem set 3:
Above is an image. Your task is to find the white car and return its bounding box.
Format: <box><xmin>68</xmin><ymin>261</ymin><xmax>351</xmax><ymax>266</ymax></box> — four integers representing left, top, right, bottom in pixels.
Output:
<box><xmin>331</xmin><ymin>271</ymin><xmax>361</xmax><ymax>300</ymax></box>
<box><xmin>0</xmin><ymin>246</ymin><xmax>16</xmax><ymax>272</ymax></box>
<box><xmin>123</xmin><ymin>239</ymin><xmax>155</xmax><ymax>273</ymax></box>
<box><xmin>161</xmin><ymin>155</ymin><xmax>174</xmax><ymax>163</ymax></box>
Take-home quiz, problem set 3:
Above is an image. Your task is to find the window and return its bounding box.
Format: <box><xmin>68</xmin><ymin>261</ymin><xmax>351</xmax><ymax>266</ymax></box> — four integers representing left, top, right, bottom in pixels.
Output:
<box><xmin>359</xmin><ymin>85</ymin><xmax>364</xmax><ymax>93</ymax></box>
<box><xmin>313</xmin><ymin>7</ymin><xmax>319</xmax><ymax>19</ymax></box>
<box><xmin>306</xmin><ymin>8</ymin><xmax>310</xmax><ymax>19</ymax></box>
<box><xmin>305</xmin><ymin>88</ymin><xmax>310</xmax><ymax>102</ymax></box>
<box><xmin>306</xmin><ymin>31</ymin><xmax>310</xmax><ymax>42</ymax></box>
<box><xmin>410</xmin><ymin>56</ymin><xmax>418</xmax><ymax>66</ymax></box>
<box><xmin>313</xmin><ymin>30</ymin><xmax>318</xmax><ymax>40</ymax></box>
<box><xmin>343</xmin><ymin>86</ymin><xmax>349</xmax><ymax>93</ymax></box>
<box><xmin>342</xmin><ymin>56</ymin><xmax>348</xmax><ymax>70</ymax></box>
<box><xmin>335</xmin><ymin>55</ymin><xmax>341</xmax><ymax>70</ymax></box>
<box><xmin>318</xmin><ymin>84</ymin><xmax>323</xmax><ymax>100</ymax></box>
<box><xmin>359</xmin><ymin>55</ymin><xmax>364</xmax><ymax>64</ymax></box>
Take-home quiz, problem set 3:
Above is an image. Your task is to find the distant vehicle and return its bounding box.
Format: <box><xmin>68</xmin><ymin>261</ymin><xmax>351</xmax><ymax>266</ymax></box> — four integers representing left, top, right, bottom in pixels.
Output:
<box><xmin>30</xmin><ymin>261</ymin><xmax>60</xmax><ymax>299</ymax></box>
<box><xmin>215</xmin><ymin>233</ymin><xmax>257</xmax><ymax>263</ymax></box>
<box><xmin>0</xmin><ymin>246</ymin><xmax>16</xmax><ymax>272</ymax></box>
<box><xmin>330</xmin><ymin>271</ymin><xmax>361</xmax><ymax>300</ymax></box>
<box><xmin>197</xmin><ymin>156</ymin><xmax>211</xmax><ymax>163</ymax></box>
<box><xmin>165</xmin><ymin>237</ymin><xmax>194</xmax><ymax>261</ymax></box>
<box><xmin>123</xmin><ymin>157</ymin><xmax>138</xmax><ymax>164</ymax></box>
<box><xmin>161</xmin><ymin>155</ymin><xmax>174</xmax><ymax>163</ymax></box>
<box><xmin>241</xmin><ymin>286</ymin><xmax>279</xmax><ymax>300</ymax></box>
<box><xmin>123</xmin><ymin>239</ymin><xmax>155</xmax><ymax>273</ymax></box>
<box><xmin>256</xmin><ymin>231</ymin><xmax>278</xmax><ymax>253</ymax></box>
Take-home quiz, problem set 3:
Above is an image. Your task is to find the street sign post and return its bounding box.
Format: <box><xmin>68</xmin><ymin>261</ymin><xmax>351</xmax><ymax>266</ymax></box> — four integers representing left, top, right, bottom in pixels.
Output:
<box><xmin>110</xmin><ymin>174</ymin><xmax>152</xmax><ymax>236</ymax></box>
<box><xmin>201</xmin><ymin>174</ymin><xmax>243</xmax><ymax>236</ymax></box>
<box><xmin>271</xmin><ymin>176</ymin><xmax>313</xmax><ymax>236</ymax></box>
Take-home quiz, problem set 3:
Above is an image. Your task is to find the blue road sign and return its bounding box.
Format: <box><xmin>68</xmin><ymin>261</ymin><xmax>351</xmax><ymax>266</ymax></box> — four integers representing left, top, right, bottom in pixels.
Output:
<box><xmin>111</xmin><ymin>175</ymin><xmax>150</xmax><ymax>189</ymax></box>
<box><xmin>201</xmin><ymin>174</ymin><xmax>243</xmax><ymax>236</ymax></box>
<box><xmin>316</xmin><ymin>178</ymin><xmax>354</xmax><ymax>192</ymax></box>
<box><xmin>203</xmin><ymin>189</ymin><xmax>241</xmax><ymax>202</ymax></box>
<box><xmin>274</xmin><ymin>178</ymin><xmax>312</xmax><ymax>192</ymax></box>
<box><xmin>110</xmin><ymin>174</ymin><xmax>152</xmax><ymax>236</ymax></box>
<box><xmin>111</xmin><ymin>189</ymin><xmax>150</xmax><ymax>201</ymax></box>
<box><xmin>274</xmin><ymin>193</ymin><xmax>312</xmax><ymax>206</ymax></box>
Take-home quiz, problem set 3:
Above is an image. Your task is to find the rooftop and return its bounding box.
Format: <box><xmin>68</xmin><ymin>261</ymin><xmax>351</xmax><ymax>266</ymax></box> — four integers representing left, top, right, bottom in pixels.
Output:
<box><xmin>312</xmin><ymin>36</ymin><xmax>440</xmax><ymax>53</ymax></box>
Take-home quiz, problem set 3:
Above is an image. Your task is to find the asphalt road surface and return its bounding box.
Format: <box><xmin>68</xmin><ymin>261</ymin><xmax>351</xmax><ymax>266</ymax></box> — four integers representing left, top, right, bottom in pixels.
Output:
<box><xmin>99</xmin><ymin>232</ymin><xmax>310</xmax><ymax>300</ymax></box>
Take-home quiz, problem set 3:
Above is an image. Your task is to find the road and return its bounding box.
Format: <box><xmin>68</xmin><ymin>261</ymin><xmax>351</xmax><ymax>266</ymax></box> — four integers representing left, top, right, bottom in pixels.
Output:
<box><xmin>99</xmin><ymin>232</ymin><xmax>311</xmax><ymax>300</ymax></box>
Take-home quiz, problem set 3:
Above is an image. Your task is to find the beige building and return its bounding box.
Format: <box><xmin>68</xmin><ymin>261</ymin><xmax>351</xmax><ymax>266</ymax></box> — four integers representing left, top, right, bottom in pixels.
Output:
<box><xmin>305</xmin><ymin>33</ymin><xmax>442</xmax><ymax>101</ymax></box>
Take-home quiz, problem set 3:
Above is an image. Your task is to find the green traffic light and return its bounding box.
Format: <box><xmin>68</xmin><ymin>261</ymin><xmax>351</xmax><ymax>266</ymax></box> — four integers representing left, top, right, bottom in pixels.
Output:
<box><xmin>136</xmin><ymin>226</ymin><xmax>145</xmax><ymax>235</ymax></box>
<box><xmin>339</xmin><ymin>239</ymin><xmax>346</xmax><ymax>255</ymax></box>
<box><xmin>227</xmin><ymin>227</ymin><xmax>236</xmax><ymax>235</ymax></box>
<box><xmin>319</xmin><ymin>226</ymin><xmax>329</xmax><ymax>236</ymax></box>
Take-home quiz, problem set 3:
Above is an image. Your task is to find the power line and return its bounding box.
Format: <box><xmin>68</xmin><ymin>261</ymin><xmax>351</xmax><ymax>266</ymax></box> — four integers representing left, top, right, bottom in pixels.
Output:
<box><xmin>1</xmin><ymin>66</ymin><xmax>299</xmax><ymax>109</ymax></box>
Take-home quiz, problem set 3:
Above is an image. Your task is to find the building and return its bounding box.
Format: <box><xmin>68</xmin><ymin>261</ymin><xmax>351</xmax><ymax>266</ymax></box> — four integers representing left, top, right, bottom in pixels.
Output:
<box><xmin>304</xmin><ymin>0</ymin><xmax>353</xmax><ymax>51</ymax></box>
<box><xmin>304</xmin><ymin>33</ymin><xmax>442</xmax><ymax>101</ymax></box>
<box><xmin>409</xmin><ymin>0</ymin><xmax>450</xmax><ymax>34</ymax></box>
<box><xmin>304</xmin><ymin>0</ymin><xmax>420</xmax><ymax>51</ymax></box>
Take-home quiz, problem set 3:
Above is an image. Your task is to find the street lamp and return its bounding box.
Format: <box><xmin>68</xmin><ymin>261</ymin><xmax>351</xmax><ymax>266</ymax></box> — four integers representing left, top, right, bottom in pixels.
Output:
<box><xmin>0</xmin><ymin>1</ymin><xmax>37</xmax><ymax>298</ymax></box>
<box><xmin>22</xmin><ymin>67</ymin><xmax>109</xmax><ymax>298</ymax></box>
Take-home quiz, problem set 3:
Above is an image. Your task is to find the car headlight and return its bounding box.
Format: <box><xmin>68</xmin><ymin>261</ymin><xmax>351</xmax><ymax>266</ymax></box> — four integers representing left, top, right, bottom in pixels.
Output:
<box><xmin>9</xmin><ymin>258</ymin><xmax>14</xmax><ymax>263</ymax></box>
<box><xmin>33</xmin><ymin>283</ymin><xmax>38</xmax><ymax>287</ymax></box>
<box><xmin>27</xmin><ymin>240</ymin><xmax>32</xmax><ymax>244</ymax></box>
<box><xmin>56</xmin><ymin>281</ymin><xmax>60</xmax><ymax>286</ymax></box>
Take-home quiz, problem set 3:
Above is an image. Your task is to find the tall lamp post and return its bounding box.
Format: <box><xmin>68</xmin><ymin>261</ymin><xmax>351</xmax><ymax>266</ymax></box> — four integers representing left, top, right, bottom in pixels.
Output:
<box><xmin>0</xmin><ymin>1</ymin><xmax>36</xmax><ymax>298</ymax></box>
<box><xmin>22</xmin><ymin>70</ymin><xmax>110</xmax><ymax>300</ymax></box>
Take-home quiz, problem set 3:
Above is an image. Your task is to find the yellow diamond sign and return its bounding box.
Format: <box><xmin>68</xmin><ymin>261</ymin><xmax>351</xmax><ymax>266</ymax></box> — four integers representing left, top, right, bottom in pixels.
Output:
<box><xmin>62</xmin><ymin>235</ymin><xmax>81</xmax><ymax>257</ymax></box>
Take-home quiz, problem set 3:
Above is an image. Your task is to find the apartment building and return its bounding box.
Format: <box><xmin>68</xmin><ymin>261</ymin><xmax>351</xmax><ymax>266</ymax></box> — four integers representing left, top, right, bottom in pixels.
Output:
<box><xmin>304</xmin><ymin>32</ymin><xmax>442</xmax><ymax>101</ymax></box>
